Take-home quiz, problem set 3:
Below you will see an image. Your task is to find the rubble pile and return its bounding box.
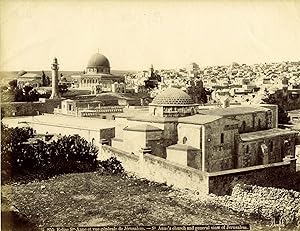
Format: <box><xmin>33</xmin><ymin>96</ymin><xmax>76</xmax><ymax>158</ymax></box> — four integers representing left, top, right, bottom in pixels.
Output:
<box><xmin>210</xmin><ymin>183</ymin><xmax>300</xmax><ymax>226</ymax></box>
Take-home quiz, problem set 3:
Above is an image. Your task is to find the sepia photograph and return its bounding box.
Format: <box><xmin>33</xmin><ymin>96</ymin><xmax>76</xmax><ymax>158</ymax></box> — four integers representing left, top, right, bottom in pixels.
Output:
<box><xmin>1</xmin><ymin>0</ymin><xmax>300</xmax><ymax>230</ymax></box>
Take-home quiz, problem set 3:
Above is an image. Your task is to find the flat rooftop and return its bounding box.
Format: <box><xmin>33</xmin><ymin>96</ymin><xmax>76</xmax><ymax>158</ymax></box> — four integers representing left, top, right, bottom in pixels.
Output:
<box><xmin>240</xmin><ymin>128</ymin><xmax>298</xmax><ymax>142</ymax></box>
<box><xmin>178</xmin><ymin>114</ymin><xmax>223</xmax><ymax>125</ymax></box>
<box><xmin>198</xmin><ymin>105</ymin><xmax>269</xmax><ymax>116</ymax></box>
<box><xmin>2</xmin><ymin>114</ymin><xmax>116</xmax><ymax>131</ymax></box>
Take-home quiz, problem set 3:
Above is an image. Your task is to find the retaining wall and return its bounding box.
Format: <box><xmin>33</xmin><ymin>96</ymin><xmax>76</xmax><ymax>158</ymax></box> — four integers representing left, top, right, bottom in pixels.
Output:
<box><xmin>101</xmin><ymin>145</ymin><xmax>296</xmax><ymax>196</ymax></box>
<box><xmin>101</xmin><ymin>145</ymin><xmax>209</xmax><ymax>194</ymax></box>
<box><xmin>209</xmin><ymin>160</ymin><xmax>296</xmax><ymax>195</ymax></box>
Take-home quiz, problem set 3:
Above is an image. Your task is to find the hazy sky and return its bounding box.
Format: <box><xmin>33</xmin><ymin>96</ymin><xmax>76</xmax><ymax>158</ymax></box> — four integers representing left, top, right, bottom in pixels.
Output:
<box><xmin>1</xmin><ymin>0</ymin><xmax>300</xmax><ymax>71</ymax></box>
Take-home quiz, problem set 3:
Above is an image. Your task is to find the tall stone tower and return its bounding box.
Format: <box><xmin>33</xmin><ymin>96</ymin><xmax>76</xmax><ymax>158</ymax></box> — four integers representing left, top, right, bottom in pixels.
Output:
<box><xmin>50</xmin><ymin>57</ymin><xmax>59</xmax><ymax>99</ymax></box>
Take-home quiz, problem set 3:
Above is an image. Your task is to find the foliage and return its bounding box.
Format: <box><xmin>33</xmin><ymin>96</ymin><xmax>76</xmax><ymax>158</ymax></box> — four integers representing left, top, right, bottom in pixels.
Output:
<box><xmin>8</xmin><ymin>79</ymin><xmax>18</xmax><ymax>89</ymax></box>
<box><xmin>15</xmin><ymin>86</ymin><xmax>41</xmax><ymax>102</ymax></box>
<box><xmin>1</xmin><ymin>85</ymin><xmax>42</xmax><ymax>102</ymax></box>
<box><xmin>262</xmin><ymin>91</ymin><xmax>291</xmax><ymax>124</ymax></box>
<box><xmin>1</xmin><ymin>124</ymin><xmax>35</xmax><ymax>180</ymax></box>
<box><xmin>1</xmin><ymin>125</ymin><xmax>99</xmax><ymax>183</ymax></box>
<box><xmin>45</xmin><ymin>135</ymin><xmax>98</xmax><ymax>175</ymax></box>
<box><xmin>58</xmin><ymin>83</ymin><xmax>68</xmax><ymax>94</ymax></box>
<box><xmin>98</xmin><ymin>157</ymin><xmax>124</xmax><ymax>175</ymax></box>
<box><xmin>186</xmin><ymin>80</ymin><xmax>210</xmax><ymax>104</ymax></box>
<box><xmin>41</xmin><ymin>70</ymin><xmax>50</xmax><ymax>86</ymax></box>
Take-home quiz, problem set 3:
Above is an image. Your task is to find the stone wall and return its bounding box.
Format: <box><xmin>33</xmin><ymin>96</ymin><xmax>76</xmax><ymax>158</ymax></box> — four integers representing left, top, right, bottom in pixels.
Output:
<box><xmin>100</xmin><ymin>145</ymin><xmax>140</xmax><ymax>173</ymax></box>
<box><xmin>204</xmin><ymin>118</ymin><xmax>239</xmax><ymax>172</ymax></box>
<box><xmin>177</xmin><ymin>123</ymin><xmax>202</xmax><ymax>148</ymax></box>
<box><xmin>101</xmin><ymin>145</ymin><xmax>296</xmax><ymax>197</ymax></box>
<box><xmin>208</xmin><ymin>160</ymin><xmax>295</xmax><ymax>196</ymax></box>
<box><xmin>101</xmin><ymin>145</ymin><xmax>209</xmax><ymax>194</ymax></box>
<box><xmin>1</xmin><ymin>99</ymin><xmax>62</xmax><ymax>117</ymax></box>
<box><xmin>210</xmin><ymin>183</ymin><xmax>300</xmax><ymax>226</ymax></box>
<box><xmin>226</xmin><ymin>111</ymin><xmax>270</xmax><ymax>134</ymax></box>
<box><xmin>143</xmin><ymin>154</ymin><xmax>209</xmax><ymax>194</ymax></box>
<box><xmin>237</xmin><ymin>133</ymin><xmax>297</xmax><ymax>168</ymax></box>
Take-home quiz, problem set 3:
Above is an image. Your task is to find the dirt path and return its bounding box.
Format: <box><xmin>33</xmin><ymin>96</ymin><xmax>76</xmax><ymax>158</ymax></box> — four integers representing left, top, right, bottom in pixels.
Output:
<box><xmin>0</xmin><ymin>172</ymin><xmax>274</xmax><ymax>229</ymax></box>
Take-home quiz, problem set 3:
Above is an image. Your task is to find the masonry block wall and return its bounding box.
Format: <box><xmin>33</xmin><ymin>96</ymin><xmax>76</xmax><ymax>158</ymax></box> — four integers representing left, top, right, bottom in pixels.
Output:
<box><xmin>101</xmin><ymin>145</ymin><xmax>296</xmax><ymax>196</ymax></box>
<box><xmin>208</xmin><ymin>161</ymin><xmax>295</xmax><ymax>196</ymax></box>
<box><xmin>1</xmin><ymin>99</ymin><xmax>62</xmax><ymax>117</ymax></box>
<box><xmin>260</xmin><ymin>104</ymin><xmax>278</xmax><ymax>128</ymax></box>
<box><xmin>101</xmin><ymin>145</ymin><xmax>209</xmax><ymax>194</ymax></box>
<box><xmin>226</xmin><ymin>111</ymin><xmax>271</xmax><ymax>134</ymax></box>
<box><xmin>177</xmin><ymin>123</ymin><xmax>202</xmax><ymax>148</ymax></box>
<box><xmin>143</xmin><ymin>154</ymin><xmax>209</xmax><ymax>194</ymax></box>
<box><xmin>204</xmin><ymin>118</ymin><xmax>239</xmax><ymax>172</ymax></box>
<box><xmin>237</xmin><ymin>134</ymin><xmax>298</xmax><ymax>168</ymax></box>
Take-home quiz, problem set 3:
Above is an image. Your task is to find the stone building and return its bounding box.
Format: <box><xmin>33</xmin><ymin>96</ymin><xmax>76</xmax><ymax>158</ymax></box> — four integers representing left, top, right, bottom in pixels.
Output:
<box><xmin>17</xmin><ymin>73</ymin><xmax>43</xmax><ymax>87</ymax></box>
<box><xmin>54</xmin><ymin>99</ymin><xmax>123</xmax><ymax>119</ymax></box>
<box><xmin>111</xmin><ymin>87</ymin><xmax>299</xmax><ymax>173</ymax></box>
<box><xmin>149</xmin><ymin>87</ymin><xmax>198</xmax><ymax>117</ymax></box>
<box><xmin>75</xmin><ymin>52</ymin><xmax>126</xmax><ymax>93</ymax></box>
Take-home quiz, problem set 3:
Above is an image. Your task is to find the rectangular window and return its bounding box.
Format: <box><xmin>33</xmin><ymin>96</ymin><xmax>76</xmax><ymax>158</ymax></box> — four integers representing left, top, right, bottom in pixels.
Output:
<box><xmin>220</xmin><ymin>133</ymin><xmax>224</xmax><ymax>144</ymax></box>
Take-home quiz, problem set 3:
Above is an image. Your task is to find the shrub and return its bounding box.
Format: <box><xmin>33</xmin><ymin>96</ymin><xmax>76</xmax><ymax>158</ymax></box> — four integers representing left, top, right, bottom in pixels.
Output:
<box><xmin>1</xmin><ymin>125</ymin><xmax>99</xmax><ymax>183</ymax></box>
<box><xmin>98</xmin><ymin>157</ymin><xmax>124</xmax><ymax>175</ymax></box>
<box><xmin>45</xmin><ymin>135</ymin><xmax>98</xmax><ymax>175</ymax></box>
<box><xmin>1</xmin><ymin>124</ymin><xmax>34</xmax><ymax>181</ymax></box>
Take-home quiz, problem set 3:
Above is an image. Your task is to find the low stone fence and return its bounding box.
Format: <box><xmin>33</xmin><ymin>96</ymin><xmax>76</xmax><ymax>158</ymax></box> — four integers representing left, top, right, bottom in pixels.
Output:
<box><xmin>143</xmin><ymin>154</ymin><xmax>209</xmax><ymax>193</ymax></box>
<box><xmin>208</xmin><ymin>160</ymin><xmax>295</xmax><ymax>195</ymax></box>
<box><xmin>100</xmin><ymin>145</ymin><xmax>139</xmax><ymax>173</ymax></box>
<box><xmin>101</xmin><ymin>145</ymin><xmax>209</xmax><ymax>194</ymax></box>
<box><xmin>101</xmin><ymin>145</ymin><xmax>297</xmax><ymax>196</ymax></box>
<box><xmin>210</xmin><ymin>183</ymin><xmax>300</xmax><ymax>226</ymax></box>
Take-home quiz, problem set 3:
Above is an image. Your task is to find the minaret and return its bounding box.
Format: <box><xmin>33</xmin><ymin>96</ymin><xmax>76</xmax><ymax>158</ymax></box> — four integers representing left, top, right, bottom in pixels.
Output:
<box><xmin>50</xmin><ymin>57</ymin><xmax>60</xmax><ymax>99</ymax></box>
<box><xmin>149</xmin><ymin>64</ymin><xmax>154</xmax><ymax>78</ymax></box>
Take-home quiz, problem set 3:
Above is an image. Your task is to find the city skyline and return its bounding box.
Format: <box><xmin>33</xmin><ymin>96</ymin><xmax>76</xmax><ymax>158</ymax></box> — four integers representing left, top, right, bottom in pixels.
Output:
<box><xmin>1</xmin><ymin>0</ymin><xmax>300</xmax><ymax>71</ymax></box>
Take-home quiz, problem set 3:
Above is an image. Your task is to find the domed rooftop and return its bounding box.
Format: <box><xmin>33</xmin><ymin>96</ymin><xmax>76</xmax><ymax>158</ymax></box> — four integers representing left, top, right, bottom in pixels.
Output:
<box><xmin>87</xmin><ymin>53</ymin><xmax>110</xmax><ymax>68</ymax></box>
<box><xmin>151</xmin><ymin>87</ymin><xmax>194</xmax><ymax>105</ymax></box>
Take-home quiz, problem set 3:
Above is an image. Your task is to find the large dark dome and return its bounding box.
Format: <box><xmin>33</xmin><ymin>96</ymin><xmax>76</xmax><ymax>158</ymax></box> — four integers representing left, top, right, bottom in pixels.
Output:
<box><xmin>87</xmin><ymin>53</ymin><xmax>110</xmax><ymax>68</ymax></box>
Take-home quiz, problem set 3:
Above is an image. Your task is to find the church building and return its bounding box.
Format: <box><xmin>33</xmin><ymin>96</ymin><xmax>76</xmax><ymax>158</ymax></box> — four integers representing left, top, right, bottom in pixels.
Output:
<box><xmin>111</xmin><ymin>87</ymin><xmax>298</xmax><ymax>173</ymax></box>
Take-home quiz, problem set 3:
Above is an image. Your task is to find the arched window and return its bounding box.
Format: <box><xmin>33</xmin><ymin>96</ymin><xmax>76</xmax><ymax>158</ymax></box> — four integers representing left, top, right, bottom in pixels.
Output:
<box><xmin>270</xmin><ymin>141</ymin><xmax>273</xmax><ymax>152</ymax></box>
<box><xmin>183</xmin><ymin>136</ymin><xmax>188</xmax><ymax>144</ymax></box>
<box><xmin>246</xmin><ymin>145</ymin><xmax>249</xmax><ymax>153</ymax></box>
<box><xmin>241</xmin><ymin>121</ymin><xmax>246</xmax><ymax>132</ymax></box>
<box><xmin>153</xmin><ymin>108</ymin><xmax>156</xmax><ymax>115</ymax></box>
<box><xmin>220</xmin><ymin>133</ymin><xmax>224</xmax><ymax>144</ymax></box>
<box><xmin>191</xmin><ymin>107</ymin><xmax>195</xmax><ymax>115</ymax></box>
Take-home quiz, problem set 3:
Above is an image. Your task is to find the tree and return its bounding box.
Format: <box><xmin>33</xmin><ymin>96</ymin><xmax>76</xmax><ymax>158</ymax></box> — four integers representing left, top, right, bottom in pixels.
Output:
<box><xmin>58</xmin><ymin>83</ymin><xmax>68</xmax><ymax>94</ymax></box>
<box><xmin>14</xmin><ymin>86</ymin><xmax>40</xmax><ymax>102</ymax></box>
<box><xmin>1</xmin><ymin>124</ymin><xmax>34</xmax><ymax>181</ymax></box>
<box><xmin>46</xmin><ymin>135</ymin><xmax>98</xmax><ymax>174</ymax></box>
<box><xmin>45</xmin><ymin>76</ymin><xmax>50</xmax><ymax>86</ymax></box>
<box><xmin>262</xmin><ymin>92</ymin><xmax>290</xmax><ymax>124</ymax></box>
<box><xmin>8</xmin><ymin>79</ymin><xmax>18</xmax><ymax>89</ymax></box>
<box><xmin>41</xmin><ymin>71</ymin><xmax>47</xmax><ymax>86</ymax></box>
<box><xmin>1</xmin><ymin>126</ymin><xmax>99</xmax><ymax>182</ymax></box>
<box><xmin>187</xmin><ymin>80</ymin><xmax>209</xmax><ymax>104</ymax></box>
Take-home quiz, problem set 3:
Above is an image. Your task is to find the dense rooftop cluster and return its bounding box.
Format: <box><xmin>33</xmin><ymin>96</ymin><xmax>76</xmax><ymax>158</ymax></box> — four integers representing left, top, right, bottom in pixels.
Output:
<box><xmin>125</xmin><ymin>61</ymin><xmax>300</xmax><ymax>105</ymax></box>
